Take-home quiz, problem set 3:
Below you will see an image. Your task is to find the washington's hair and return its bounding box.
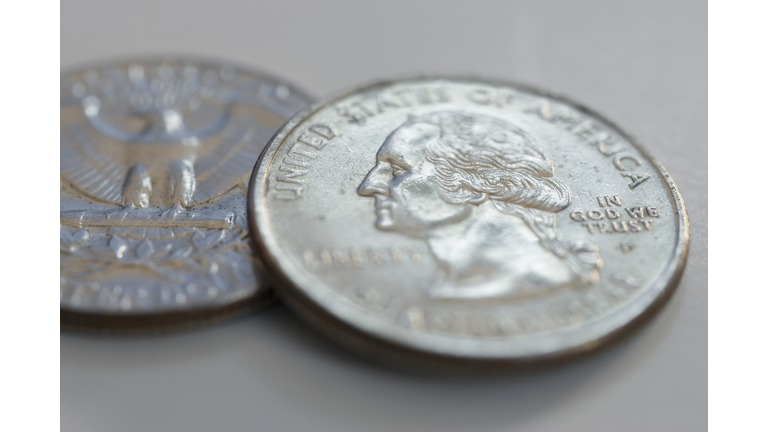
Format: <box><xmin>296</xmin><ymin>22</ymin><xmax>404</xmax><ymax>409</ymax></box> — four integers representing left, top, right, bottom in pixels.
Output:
<box><xmin>403</xmin><ymin>111</ymin><xmax>601</xmax><ymax>284</ymax></box>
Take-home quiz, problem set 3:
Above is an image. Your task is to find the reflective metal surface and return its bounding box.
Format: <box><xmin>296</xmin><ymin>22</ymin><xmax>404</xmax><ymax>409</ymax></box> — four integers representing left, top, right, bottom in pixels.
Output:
<box><xmin>249</xmin><ymin>77</ymin><xmax>689</xmax><ymax>368</ymax></box>
<box><xmin>60</xmin><ymin>57</ymin><xmax>313</xmax><ymax>329</ymax></box>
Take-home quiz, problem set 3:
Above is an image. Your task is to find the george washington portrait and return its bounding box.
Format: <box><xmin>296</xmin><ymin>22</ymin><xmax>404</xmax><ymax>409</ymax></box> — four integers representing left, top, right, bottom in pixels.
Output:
<box><xmin>357</xmin><ymin>111</ymin><xmax>603</xmax><ymax>300</ymax></box>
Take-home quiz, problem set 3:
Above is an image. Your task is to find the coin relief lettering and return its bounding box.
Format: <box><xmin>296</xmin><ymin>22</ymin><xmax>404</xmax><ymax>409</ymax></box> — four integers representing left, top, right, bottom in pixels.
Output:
<box><xmin>381</xmin><ymin>275</ymin><xmax>638</xmax><ymax>337</ymax></box>
<box><xmin>303</xmin><ymin>246</ymin><xmax>423</xmax><ymax>270</ymax></box>
<box><xmin>569</xmin><ymin>196</ymin><xmax>660</xmax><ymax>235</ymax></box>
<box><xmin>273</xmin><ymin>123</ymin><xmax>337</xmax><ymax>200</ymax></box>
<box><xmin>335</xmin><ymin>87</ymin><xmax>451</xmax><ymax>124</ymax></box>
<box><xmin>385</xmin><ymin>289</ymin><xmax>621</xmax><ymax>337</ymax></box>
<box><xmin>466</xmin><ymin>88</ymin><xmax>516</xmax><ymax>108</ymax></box>
<box><xmin>527</xmin><ymin>100</ymin><xmax>651</xmax><ymax>190</ymax></box>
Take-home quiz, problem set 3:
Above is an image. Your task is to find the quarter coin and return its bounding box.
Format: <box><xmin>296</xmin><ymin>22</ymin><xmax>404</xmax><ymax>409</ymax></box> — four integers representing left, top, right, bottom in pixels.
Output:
<box><xmin>60</xmin><ymin>57</ymin><xmax>313</xmax><ymax>330</ymax></box>
<box><xmin>248</xmin><ymin>77</ymin><xmax>689</xmax><ymax>369</ymax></box>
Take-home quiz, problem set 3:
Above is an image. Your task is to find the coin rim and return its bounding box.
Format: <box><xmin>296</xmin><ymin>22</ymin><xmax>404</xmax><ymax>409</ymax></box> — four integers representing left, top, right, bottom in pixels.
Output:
<box><xmin>247</xmin><ymin>76</ymin><xmax>690</xmax><ymax>366</ymax></box>
<box><xmin>60</xmin><ymin>55</ymin><xmax>314</xmax><ymax>103</ymax></box>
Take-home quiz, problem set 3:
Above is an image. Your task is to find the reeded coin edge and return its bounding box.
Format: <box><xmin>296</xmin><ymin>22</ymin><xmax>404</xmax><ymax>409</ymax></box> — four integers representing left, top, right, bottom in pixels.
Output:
<box><xmin>248</xmin><ymin>76</ymin><xmax>690</xmax><ymax>367</ymax></box>
<box><xmin>60</xmin><ymin>289</ymin><xmax>279</xmax><ymax>334</ymax></box>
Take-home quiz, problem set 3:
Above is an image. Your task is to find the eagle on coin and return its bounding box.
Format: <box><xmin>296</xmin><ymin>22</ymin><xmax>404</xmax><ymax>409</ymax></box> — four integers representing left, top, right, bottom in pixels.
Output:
<box><xmin>60</xmin><ymin>62</ymin><xmax>275</xmax><ymax>228</ymax></box>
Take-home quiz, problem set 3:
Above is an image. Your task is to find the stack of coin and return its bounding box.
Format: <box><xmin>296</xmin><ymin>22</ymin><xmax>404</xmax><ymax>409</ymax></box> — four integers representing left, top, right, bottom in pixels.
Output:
<box><xmin>61</xmin><ymin>59</ymin><xmax>689</xmax><ymax>370</ymax></box>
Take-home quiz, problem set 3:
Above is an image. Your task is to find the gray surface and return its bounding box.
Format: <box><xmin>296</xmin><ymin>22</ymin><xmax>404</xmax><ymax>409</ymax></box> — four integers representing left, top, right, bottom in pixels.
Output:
<box><xmin>61</xmin><ymin>1</ymin><xmax>707</xmax><ymax>431</ymax></box>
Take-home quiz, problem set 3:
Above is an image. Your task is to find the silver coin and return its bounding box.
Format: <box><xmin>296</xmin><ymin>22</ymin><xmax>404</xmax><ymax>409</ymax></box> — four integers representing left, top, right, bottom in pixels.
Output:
<box><xmin>60</xmin><ymin>57</ymin><xmax>313</xmax><ymax>330</ymax></box>
<box><xmin>248</xmin><ymin>77</ymin><xmax>689</xmax><ymax>369</ymax></box>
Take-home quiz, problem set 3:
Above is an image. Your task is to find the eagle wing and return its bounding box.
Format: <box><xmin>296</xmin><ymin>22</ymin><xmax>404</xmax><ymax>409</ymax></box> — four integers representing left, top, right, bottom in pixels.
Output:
<box><xmin>60</xmin><ymin>107</ymin><xmax>283</xmax><ymax>207</ymax></box>
<box><xmin>60</xmin><ymin>121</ymin><xmax>128</xmax><ymax>206</ymax></box>
<box><xmin>190</xmin><ymin>113</ymin><xmax>278</xmax><ymax>205</ymax></box>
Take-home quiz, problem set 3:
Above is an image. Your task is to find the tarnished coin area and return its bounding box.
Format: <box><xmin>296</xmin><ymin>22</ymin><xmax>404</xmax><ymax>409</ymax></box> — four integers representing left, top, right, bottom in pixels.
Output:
<box><xmin>250</xmin><ymin>78</ymin><xmax>689</xmax><ymax>365</ymax></box>
<box><xmin>60</xmin><ymin>58</ymin><xmax>312</xmax><ymax>324</ymax></box>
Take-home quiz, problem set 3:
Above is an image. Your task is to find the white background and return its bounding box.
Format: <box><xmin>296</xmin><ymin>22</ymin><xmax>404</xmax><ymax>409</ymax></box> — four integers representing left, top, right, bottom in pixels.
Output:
<box><xmin>57</xmin><ymin>1</ymin><xmax>707</xmax><ymax>431</ymax></box>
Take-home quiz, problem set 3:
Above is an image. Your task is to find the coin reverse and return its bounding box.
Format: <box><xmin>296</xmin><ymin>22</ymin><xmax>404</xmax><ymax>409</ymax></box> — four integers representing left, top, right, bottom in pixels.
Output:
<box><xmin>60</xmin><ymin>57</ymin><xmax>313</xmax><ymax>330</ymax></box>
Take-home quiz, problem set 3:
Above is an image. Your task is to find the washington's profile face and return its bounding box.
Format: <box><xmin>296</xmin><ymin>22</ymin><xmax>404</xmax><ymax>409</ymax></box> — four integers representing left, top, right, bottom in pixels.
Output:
<box><xmin>357</xmin><ymin>123</ymin><xmax>471</xmax><ymax>238</ymax></box>
<box><xmin>355</xmin><ymin>111</ymin><xmax>601</xmax><ymax>299</ymax></box>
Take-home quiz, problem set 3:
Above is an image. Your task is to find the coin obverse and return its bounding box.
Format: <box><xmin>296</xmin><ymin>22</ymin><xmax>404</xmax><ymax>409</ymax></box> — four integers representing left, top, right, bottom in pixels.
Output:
<box><xmin>60</xmin><ymin>57</ymin><xmax>313</xmax><ymax>330</ymax></box>
<box><xmin>248</xmin><ymin>78</ymin><xmax>689</xmax><ymax>369</ymax></box>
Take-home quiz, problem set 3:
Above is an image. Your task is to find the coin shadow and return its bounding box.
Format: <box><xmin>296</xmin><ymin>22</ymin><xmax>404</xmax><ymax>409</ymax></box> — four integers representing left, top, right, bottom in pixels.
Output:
<box><xmin>60</xmin><ymin>280</ymin><xmax>684</xmax><ymax>432</ymax></box>
<box><xmin>248</xmin><ymin>296</ymin><xmax>683</xmax><ymax>432</ymax></box>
